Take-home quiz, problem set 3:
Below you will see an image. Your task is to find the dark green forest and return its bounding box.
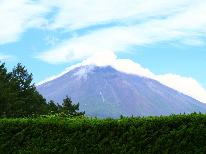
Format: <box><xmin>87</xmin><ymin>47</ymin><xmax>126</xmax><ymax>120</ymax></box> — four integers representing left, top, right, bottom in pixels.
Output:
<box><xmin>1</xmin><ymin>62</ymin><xmax>206</xmax><ymax>153</ymax></box>
<box><xmin>0</xmin><ymin>62</ymin><xmax>84</xmax><ymax>118</ymax></box>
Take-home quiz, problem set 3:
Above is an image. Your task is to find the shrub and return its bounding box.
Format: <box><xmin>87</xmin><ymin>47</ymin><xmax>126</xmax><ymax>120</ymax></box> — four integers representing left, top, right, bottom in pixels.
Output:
<box><xmin>0</xmin><ymin>113</ymin><xmax>206</xmax><ymax>154</ymax></box>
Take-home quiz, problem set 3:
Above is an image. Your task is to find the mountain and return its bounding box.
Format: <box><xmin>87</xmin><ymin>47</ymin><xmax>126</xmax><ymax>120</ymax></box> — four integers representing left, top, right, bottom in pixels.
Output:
<box><xmin>37</xmin><ymin>65</ymin><xmax>206</xmax><ymax>118</ymax></box>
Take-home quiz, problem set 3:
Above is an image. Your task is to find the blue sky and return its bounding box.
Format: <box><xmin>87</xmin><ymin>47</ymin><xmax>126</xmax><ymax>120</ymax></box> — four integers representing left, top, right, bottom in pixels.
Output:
<box><xmin>0</xmin><ymin>0</ymin><xmax>206</xmax><ymax>102</ymax></box>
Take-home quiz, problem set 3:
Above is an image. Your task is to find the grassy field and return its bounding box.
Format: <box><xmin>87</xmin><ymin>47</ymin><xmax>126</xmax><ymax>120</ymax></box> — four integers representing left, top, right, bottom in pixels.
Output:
<box><xmin>0</xmin><ymin>113</ymin><xmax>206</xmax><ymax>154</ymax></box>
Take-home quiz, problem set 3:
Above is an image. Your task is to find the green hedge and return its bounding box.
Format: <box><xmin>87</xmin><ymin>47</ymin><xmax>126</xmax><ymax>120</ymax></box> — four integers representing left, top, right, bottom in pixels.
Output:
<box><xmin>0</xmin><ymin>114</ymin><xmax>206</xmax><ymax>154</ymax></box>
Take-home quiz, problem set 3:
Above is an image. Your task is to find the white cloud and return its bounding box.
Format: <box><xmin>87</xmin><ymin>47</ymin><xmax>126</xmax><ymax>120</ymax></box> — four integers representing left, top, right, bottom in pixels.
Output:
<box><xmin>155</xmin><ymin>74</ymin><xmax>206</xmax><ymax>103</ymax></box>
<box><xmin>37</xmin><ymin>0</ymin><xmax>206</xmax><ymax>63</ymax></box>
<box><xmin>46</xmin><ymin>0</ymin><xmax>194</xmax><ymax>30</ymax></box>
<box><xmin>1</xmin><ymin>0</ymin><xmax>206</xmax><ymax>48</ymax></box>
<box><xmin>38</xmin><ymin>52</ymin><xmax>206</xmax><ymax>104</ymax></box>
<box><xmin>37</xmin><ymin>27</ymin><xmax>139</xmax><ymax>63</ymax></box>
<box><xmin>0</xmin><ymin>0</ymin><xmax>49</xmax><ymax>44</ymax></box>
<box><xmin>81</xmin><ymin>52</ymin><xmax>155</xmax><ymax>78</ymax></box>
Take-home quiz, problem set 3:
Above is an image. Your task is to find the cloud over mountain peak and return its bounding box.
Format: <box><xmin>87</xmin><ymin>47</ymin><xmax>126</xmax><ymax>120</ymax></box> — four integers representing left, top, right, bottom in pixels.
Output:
<box><xmin>38</xmin><ymin>52</ymin><xmax>206</xmax><ymax>104</ymax></box>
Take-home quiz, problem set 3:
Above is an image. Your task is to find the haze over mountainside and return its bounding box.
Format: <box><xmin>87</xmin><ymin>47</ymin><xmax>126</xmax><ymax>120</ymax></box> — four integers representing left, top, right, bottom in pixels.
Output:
<box><xmin>37</xmin><ymin>64</ymin><xmax>206</xmax><ymax>118</ymax></box>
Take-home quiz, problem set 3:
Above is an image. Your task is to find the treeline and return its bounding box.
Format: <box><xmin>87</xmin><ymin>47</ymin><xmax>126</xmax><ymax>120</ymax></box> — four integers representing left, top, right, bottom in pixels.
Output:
<box><xmin>0</xmin><ymin>62</ymin><xmax>84</xmax><ymax>118</ymax></box>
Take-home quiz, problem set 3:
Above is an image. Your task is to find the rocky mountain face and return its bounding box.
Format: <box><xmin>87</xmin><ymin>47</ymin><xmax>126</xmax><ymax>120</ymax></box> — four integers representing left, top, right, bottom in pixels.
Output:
<box><xmin>37</xmin><ymin>65</ymin><xmax>206</xmax><ymax>118</ymax></box>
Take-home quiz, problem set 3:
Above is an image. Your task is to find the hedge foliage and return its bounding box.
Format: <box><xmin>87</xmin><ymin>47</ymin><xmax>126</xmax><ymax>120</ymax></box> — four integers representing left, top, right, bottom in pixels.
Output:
<box><xmin>0</xmin><ymin>113</ymin><xmax>206</xmax><ymax>154</ymax></box>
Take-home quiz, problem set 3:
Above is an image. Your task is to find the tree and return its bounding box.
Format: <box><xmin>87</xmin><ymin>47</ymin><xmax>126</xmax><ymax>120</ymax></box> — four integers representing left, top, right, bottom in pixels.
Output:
<box><xmin>62</xmin><ymin>96</ymin><xmax>85</xmax><ymax>116</ymax></box>
<box><xmin>11</xmin><ymin>63</ymin><xmax>34</xmax><ymax>93</ymax></box>
<box><xmin>0</xmin><ymin>62</ymin><xmax>17</xmax><ymax>117</ymax></box>
<box><xmin>47</xmin><ymin>100</ymin><xmax>59</xmax><ymax>113</ymax></box>
<box><xmin>0</xmin><ymin>62</ymin><xmax>48</xmax><ymax>117</ymax></box>
<box><xmin>10</xmin><ymin>63</ymin><xmax>48</xmax><ymax>117</ymax></box>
